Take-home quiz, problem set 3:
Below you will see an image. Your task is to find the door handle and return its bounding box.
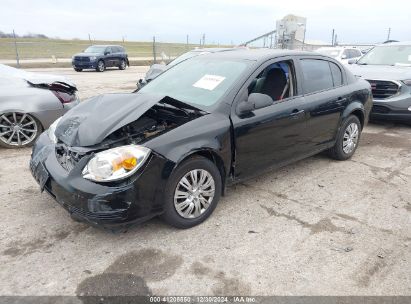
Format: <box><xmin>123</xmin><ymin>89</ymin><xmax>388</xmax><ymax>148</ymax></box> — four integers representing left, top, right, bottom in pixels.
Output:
<box><xmin>290</xmin><ymin>109</ymin><xmax>305</xmax><ymax>119</ymax></box>
<box><xmin>336</xmin><ymin>97</ymin><xmax>347</xmax><ymax>105</ymax></box>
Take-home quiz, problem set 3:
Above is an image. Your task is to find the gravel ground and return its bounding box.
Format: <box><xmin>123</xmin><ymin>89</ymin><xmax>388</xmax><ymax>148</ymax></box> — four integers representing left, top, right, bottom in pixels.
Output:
<box><xmin>0</xmin><ymin>67</ymin><xmax>410</xmax><ymax>297</ymax></box>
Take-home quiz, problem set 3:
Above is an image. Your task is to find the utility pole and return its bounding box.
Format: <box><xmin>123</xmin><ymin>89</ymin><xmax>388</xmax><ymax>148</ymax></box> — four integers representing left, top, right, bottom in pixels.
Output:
<box><xmin>152</xmin><ymin>36</ymin><xmax>156</xmax><ymax>64</ymax></box>
<box><xmin>186</xmin><ymin>34</ymin><xmax>189</xmax><ymax>50</ymax></box>
<box><xmin>331</xmin><ymin>29</ymin><xmax>335</xmax><ymax>46</ymax></box>
<box><xmin>12</xmin><ymin>29</ymin><xmax>20</xmax><ymax>68</ymax></box>
<box><xmin>88</xmin><ymin>33</ymin><xmax>92</xmax><ymax>45</ymax></box>
<box><xmin>387</xmin><ymin>27</ymin><xmax>391</xmax><ymax>40</ymax></box>
<box><xmin>202</xmin><ymin>33</ymin><xmax>205</xmax><ymax>46</ymax></box>
<box><xmin>302</xmin><ymin>26</ymin><xmax>306</xmax><ymax>50</ymax></box>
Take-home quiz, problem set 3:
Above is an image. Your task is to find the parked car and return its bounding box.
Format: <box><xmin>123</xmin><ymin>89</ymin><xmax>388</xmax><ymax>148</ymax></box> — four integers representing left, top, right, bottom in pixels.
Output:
<box><xmin>347</xmin><ymin>41</ymin><xmax>411</xmax><ymax>122</ymax></box>
<box><xmin>30</xmin><ymin>49</ymin><xmax>372</xmax><ymax>229</ymax></box>
<box><xmin>316</xmin><ymin>47</ymin><xmax>362</xmax><ymax>65</ymax></box>
<box><xmin>0</xmin><ymin>64</ymin><xmax>79</xmax><ymax>148</ymax></box>
<box><xmin>72</xmin><ymin>45</ymin><xmax>129</xmax><ymax>72</ymax></box>
<box><xmin>136</xmin><ymin>48</ymin><xmax>234</xmax><ymax>90</ymax></box>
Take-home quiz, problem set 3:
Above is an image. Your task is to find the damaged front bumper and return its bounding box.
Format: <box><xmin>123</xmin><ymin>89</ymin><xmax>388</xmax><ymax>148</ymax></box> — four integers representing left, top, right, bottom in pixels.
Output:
<box><xmin>30</xmin><ymin>132</ymin><xmax>173</xmax><ymax>229</ymax></box>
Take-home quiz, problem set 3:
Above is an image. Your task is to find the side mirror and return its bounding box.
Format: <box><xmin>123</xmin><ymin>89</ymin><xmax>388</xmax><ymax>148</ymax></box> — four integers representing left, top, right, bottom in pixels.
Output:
<box><xmin>341</xmin><ymin>54</ymin><xmax>347</xmax><ymax>59</ymax></box>
<box><xmin>237</xmin><ymin>93</ymin><xmax>273</xmax><ymax>114</ymax></box>
<box><xmin>104</xmin><ymin>51</ymin><xmax>110</xmax><ymax>55</ymax></box>
<box><xmin>249</xmin><ymin>93</ymin><xmax>273</xmax><ymax>110</ymax></box>
<box><xmin>348</xmin><ymin>58</ymin><xmax>357</xmax><ymax>64</ymax></box>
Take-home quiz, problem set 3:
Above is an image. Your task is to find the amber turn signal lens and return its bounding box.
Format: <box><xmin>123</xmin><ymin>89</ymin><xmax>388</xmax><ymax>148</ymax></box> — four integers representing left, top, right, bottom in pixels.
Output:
<box><xmin>112</xmin><ymin>155</ymin><xmax>137</xmax><ymax>172</ymax></box>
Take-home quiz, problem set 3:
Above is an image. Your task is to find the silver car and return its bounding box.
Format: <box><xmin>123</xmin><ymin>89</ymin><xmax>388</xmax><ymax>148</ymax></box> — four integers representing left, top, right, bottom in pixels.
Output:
<box><xmin>348</xmin><ymin>42</ymin><xmax>411</xmax><ymax>123</ymax></box>
<box><xmin>0</xmin><ymin>64</ymin><xmax>79</xmax><ymax>148</ymax></box>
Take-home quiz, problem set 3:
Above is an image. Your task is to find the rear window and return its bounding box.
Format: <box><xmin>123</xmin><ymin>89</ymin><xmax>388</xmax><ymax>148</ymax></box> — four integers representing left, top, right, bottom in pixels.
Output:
<box><xmin>300</xmin><ymin>59</ymin><xmax>334</xmax><ymax>94</ymax></box>
<box><xmin>329</xmin><ymin>62</ymin><xmax>343</xmax><ymax>86</ymax></box>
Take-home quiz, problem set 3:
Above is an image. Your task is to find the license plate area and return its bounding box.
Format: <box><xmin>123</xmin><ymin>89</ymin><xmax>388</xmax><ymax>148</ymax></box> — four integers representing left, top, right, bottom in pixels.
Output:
<box><xmin>35</xmin><ymin>162</ymin><xmax>49</xmax><ymax>192</ymax></box>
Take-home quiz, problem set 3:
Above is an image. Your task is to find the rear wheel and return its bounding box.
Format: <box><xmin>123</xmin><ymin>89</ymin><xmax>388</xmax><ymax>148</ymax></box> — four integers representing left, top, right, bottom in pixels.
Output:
<box><xmin>96</xmin><ymin>60</ymin><xmax>105</xmax><ymax>72</ymax></box>
<box><xmin>0</xmin><ymin>112</ymin><xmax>42</xmax><ymax>148</ymax></box>
<box><xmin>161</xmin><ymin>156</ymin><xmax>222</xmax><ymax>228</ymax></box>
<box><xmin>328</xmin><ymin>115</ymin><xmax>361</xmax><ymax>160</ymax></box>
<box><xmin>119</xmin><ymin>59</ymin><xmax>126</xmax><ymax>70</ymax></box>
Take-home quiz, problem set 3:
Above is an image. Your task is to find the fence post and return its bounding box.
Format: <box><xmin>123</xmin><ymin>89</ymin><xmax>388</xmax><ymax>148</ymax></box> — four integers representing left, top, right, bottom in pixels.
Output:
<box><xmin>13</xmin><ymin>29</ymin><xmax>20</xmax><ymax>68</ymax></box>
<box><xmin>152</xmin><ymin>36</ymin><xmax>157</xmax><ymax>64</ymax></box>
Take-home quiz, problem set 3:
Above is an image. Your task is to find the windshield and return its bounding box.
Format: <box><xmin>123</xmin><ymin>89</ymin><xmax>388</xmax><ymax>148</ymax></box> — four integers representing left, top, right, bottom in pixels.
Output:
<box><xmin>357</xmin><ymin>45</ymin><xmax>411</xmax><ymax>66</ymax></box>
<box><xmin>168</xmin><ymin>51</ymin><xmax>207</xmax><ymax>67</ymax></box>
<box><xmin>140</xmin><ymin>57</ymin><xmax>251</xmax><ymax>108</ymax></box>
<box><xmin>84</xmin><ymin>46</ymin><xmax>106</xmax><ymax>54</ymax></box>
<box><xmin>317</xmin><ymin>49</ymin><xmax>341</xmax><ymax>58</ymax></box>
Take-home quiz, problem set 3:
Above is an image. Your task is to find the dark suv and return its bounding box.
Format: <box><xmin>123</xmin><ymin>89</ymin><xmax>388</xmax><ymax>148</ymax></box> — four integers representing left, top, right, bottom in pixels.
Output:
<box><xmin>72</xmin><ymin>45</ymin><xmax>129</xmax><ymax>72</ymax></box>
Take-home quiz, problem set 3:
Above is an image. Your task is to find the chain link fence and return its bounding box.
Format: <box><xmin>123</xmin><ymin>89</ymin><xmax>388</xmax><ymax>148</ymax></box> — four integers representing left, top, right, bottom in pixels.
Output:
<box><xmin>0</xmin><ymin>37</ymin><xmax>224</xmax><ymax>68</ymax></box>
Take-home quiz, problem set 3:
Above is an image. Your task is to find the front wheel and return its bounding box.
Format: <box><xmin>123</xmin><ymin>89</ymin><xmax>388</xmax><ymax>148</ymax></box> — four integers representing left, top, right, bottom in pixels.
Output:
<box><xmin>328</xmin><ymin>115</ymin><xmax>362</xmax><ymax>160</ymax></box>
<box><xmin>161</xmin><ymin>156</ymin><xmax>222</xmax><ymax>229</ymax></box>
<box><xmin>0</xmin><ymin>112</ymin><xmax>42</xmax><ymax>148</ymax></box>
<box><xmin>96</xmin><ymin>60</ymin><xmax>105</xmax><ymax>72</ymax></box>
<box><xmin>74</xmin><ymin>68</ymin><xmax>82</xmax><ymax>72</ymax></box>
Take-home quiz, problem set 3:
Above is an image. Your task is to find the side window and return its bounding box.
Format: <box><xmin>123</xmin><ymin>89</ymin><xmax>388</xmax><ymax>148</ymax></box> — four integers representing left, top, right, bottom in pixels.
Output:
<box><xmin>329</xmin><ymin>62</ymin><xmax>343</xmax><ymax>87</ymax></box>
<box><xmin>342</xmin><ymin>50</ymin><xmax>350</xmax><ymax>58</ymax></box>
<box><xmin>300</xmin><ymin>59</ymin><xmax>334</xmax><ymax>94</ymax></box>
<box><xmin>353</xmin><ymin>49</ymin><xmax>362</xmax><ymax>57</ymax></box>
<box><xmin>248</xmin><ymin>60</ymin><xmax>295</xmax><ymax>101</ymax></box>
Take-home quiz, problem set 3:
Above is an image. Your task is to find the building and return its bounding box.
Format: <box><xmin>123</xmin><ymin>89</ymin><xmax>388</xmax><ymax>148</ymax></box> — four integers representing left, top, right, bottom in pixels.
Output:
<box><xmin>276</xmin><ymin>14</ymin><xmax>307</xmax><ymax>49</ymax></box>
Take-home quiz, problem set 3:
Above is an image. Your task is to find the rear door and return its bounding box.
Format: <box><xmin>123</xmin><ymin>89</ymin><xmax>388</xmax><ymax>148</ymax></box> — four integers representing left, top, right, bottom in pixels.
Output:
<box><xmin>105</xmin><ymin>47</ymin><xmax>116</xmax><ymax>67</ymax></box>
<box><xmin>296</xmin><ymin>57</ymin><xmax>349</xmax><ymax>151</ymax></box>
<box><xmin>231</xmin><ymin>57</ymin><xmax>310</xmax><ymax>179</ymax></box>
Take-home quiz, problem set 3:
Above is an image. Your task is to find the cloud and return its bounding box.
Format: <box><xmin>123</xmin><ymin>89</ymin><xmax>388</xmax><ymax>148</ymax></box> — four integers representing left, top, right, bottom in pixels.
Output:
<box><xmin>0</xmin><ymin>0</ymin><xmax>410</xmax><ymax>44</ymax></box>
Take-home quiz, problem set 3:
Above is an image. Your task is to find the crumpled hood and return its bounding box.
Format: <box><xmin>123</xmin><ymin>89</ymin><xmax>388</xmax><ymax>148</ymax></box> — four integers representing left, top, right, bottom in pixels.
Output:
<box><xmin>0</xmin><ymin>63</ymin><xmax>76</xmax><ymax>88</ymax></box>
<box><xmin>55</xmin><ymin>93</ymin><xmax>204</xmax><ymax>147</ymax></box>
<box><xmin>348</xmin><ymin>64</ymin><xmax>411</xmax><ymax>81</ymax></box>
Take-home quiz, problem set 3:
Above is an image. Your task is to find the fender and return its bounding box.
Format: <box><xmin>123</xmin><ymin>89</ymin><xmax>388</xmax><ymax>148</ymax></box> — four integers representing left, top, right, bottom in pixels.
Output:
<box><xmin>340</xmin><ymin>100</ymin><xmax>365</xmax><ymax>128</ymax></box>
<box><xmin>145</xmin><ymin>112</ymin><xmax>232</xmax><ymax>180</ymax></box>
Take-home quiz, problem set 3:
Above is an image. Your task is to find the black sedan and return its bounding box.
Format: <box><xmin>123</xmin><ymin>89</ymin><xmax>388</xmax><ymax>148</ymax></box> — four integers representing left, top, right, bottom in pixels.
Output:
<box><xmin>30</xmin><ymin>49</ymin><xmax>372</xmax><ymax>229</ymax></box>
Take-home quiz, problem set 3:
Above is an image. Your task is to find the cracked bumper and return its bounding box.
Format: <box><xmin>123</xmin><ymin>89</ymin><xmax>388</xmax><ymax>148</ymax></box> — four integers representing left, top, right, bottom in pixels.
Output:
<box><xmin>30</xmin><ymin>133</ymin><xmax>173</xmax><ymax>229</ymax></box>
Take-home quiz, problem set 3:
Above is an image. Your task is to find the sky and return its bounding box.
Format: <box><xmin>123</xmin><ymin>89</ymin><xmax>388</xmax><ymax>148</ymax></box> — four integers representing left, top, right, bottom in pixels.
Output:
<box><xmin>0</xmin><ymin>0</ymin><xmax>410</xmax><ymax>45</ymax></box>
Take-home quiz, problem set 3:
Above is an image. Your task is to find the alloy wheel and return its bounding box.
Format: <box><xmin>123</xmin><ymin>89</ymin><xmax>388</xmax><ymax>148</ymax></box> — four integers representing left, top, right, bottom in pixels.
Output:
<box><xmin>98</xmin><ymin>61</ymin><xmax>105</xmax><ymax>72</ymax></box>
<box><xmin>174</xmin><ymin>169</ymin><xmax>215</xmax><ymax>219</ymax></box>
<box><xmin>0</xmin><ymin>112</ymin><xmax>38</xmax><ymax>146</ymax></box>
<box><xmin>342</xmin><ymin>122</ymin><xmax>359</xmax><ymax>154</ymax></box>
<box><xmin>120</xmin><ymin>60</ymin><xmax>126</xmax><ymax>69</ymax></box>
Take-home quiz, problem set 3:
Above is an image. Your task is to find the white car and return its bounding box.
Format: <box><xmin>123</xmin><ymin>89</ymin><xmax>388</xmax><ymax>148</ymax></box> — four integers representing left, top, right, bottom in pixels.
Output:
<box><xmin>316</xmin><ymin>47</ymin><xmax>362</xmax><ymax>64</ymax></box>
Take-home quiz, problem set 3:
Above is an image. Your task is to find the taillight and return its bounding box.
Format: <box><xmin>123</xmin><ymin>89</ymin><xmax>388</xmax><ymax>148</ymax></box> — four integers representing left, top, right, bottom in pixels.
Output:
<box><xmin>52</xmin><ymin>91</ymin><xmax>76</xmax><ymax>104</ymax></box>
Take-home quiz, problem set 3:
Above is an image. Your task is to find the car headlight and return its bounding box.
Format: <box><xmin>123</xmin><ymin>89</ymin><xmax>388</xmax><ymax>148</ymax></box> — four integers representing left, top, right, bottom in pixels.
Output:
<box><xmin>48</xmin><ymin>117</ymin><xmax>62</xmax><ymax>144</ymax></box>
<box><xmin>89</xmin><ymin>56</ymin><xmax>97</xmax><ymax>61</ymax></box>
<box><xmin>82</xmin><ymin>145</ymin><xmax>151</xmax><ymax>182</ymax></box>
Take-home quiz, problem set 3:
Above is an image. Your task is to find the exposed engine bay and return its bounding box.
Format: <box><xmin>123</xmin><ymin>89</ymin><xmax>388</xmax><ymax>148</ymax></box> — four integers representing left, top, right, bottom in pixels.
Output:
<box><xmin>105</xmin><ymin>103</ymin><xmax>204</xmax><ymax>146</ymax></box>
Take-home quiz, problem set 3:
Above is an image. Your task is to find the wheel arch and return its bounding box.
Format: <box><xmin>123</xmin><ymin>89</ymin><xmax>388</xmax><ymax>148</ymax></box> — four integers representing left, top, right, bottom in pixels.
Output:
<box><xmin>341</xmin><ymin>101</ymin><xmax>365</xmax><ymax>130</ymax></box>
<box><xmin>173</xmin><ymin>149</ymin><xmax>227</xmax><ymax>196</ymax></box>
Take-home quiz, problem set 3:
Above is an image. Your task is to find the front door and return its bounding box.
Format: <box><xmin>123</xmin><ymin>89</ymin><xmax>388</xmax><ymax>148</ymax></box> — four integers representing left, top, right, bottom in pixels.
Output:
<box><xmin>231</xmin><ymin>58</ymin><xmax>309</xmax><ymax>180</ymax></box>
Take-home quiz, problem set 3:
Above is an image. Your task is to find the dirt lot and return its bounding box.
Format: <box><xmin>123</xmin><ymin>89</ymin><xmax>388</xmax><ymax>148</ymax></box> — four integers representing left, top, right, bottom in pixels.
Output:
<box><xmin>0</xmin><ymin>67</ymin><xmax>410</xmax><ymax>297</ymax></box>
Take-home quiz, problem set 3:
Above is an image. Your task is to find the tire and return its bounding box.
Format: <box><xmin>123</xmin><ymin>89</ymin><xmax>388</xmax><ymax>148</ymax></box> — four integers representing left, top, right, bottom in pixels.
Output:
<box><xmin>96</xmin><ymin>60</ymin><xmax>105</xmax><ymax>72</ymax></box>
<box><xmin>0</xmin><ymin>112</ymin><xmax>42</xmax><ymax>148</ymax></box>
<box><xmin>160</xmin><ymin>156</ymin><xmax>222</xmax><ymax>229</ymax></box>
<box><xmin>119</xmin><ymin>59</ymin><xmax>126</xmax><ymax>70</ymax></box>
<box><xmin>328</xmin><ymin>115</ymin><xmax>362</xmax><ymax>160</ymax></box>
<box><xmin>74</xmin><ymin>68</ymin><xmax>82</xmax><ymax>72</ymax></box>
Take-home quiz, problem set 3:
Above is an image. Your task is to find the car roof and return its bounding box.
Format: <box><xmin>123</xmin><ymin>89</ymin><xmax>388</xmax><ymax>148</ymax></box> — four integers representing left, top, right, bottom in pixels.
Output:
<box><xmin>378</xmin><ymin>41</ymin><xmax>411</xmax><ymax>46</ymax></box>
<box><xmin>199</xmin><ymin>48</ymin><xmax>330</xmax><ymax>63</ymax></box>
<box><xmin>90</xmin><ymin>45</ymin><xmax>123</xmax><ymax>48</ymax></box>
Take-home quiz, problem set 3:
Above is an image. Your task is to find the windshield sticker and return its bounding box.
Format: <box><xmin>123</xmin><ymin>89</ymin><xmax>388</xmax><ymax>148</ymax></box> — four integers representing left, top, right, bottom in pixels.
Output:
<box><xmin>193</xmin><ymin>74</ymin><xmax>226</xmax><ymax>91</ymax></box>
